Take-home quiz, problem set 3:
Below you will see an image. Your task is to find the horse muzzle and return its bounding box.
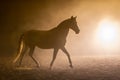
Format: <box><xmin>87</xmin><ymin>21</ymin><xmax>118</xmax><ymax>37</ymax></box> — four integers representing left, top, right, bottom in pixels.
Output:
<box><xmin>75</xmin><ymin>30</ymin><xmax>80</xmax><ymax>34</ymax></box>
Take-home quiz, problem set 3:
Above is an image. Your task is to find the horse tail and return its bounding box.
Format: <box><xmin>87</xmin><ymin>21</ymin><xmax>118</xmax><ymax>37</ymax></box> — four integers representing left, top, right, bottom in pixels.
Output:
<box><xmin>13</xmin><ymin>34</ymin><xmax>24</xmax><ymax>63</ymax></box>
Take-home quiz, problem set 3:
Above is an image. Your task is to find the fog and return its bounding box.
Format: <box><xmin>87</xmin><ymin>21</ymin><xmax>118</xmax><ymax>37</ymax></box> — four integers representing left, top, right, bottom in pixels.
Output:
<box><xmin>1</xmin><ymin>0</ymin><xmax>120</xmax><ymax>58</ymax></box>
<box><xmin>1</xmin><ymin>1</ymin><xmax>120</xmax><ymax>80</ymax></box>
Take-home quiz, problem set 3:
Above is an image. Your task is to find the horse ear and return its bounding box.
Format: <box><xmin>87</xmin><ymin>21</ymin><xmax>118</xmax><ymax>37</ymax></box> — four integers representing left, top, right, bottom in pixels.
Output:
<box><xmin>71</xmin><ymin>16</ymin><xmax>74</xmax><ymax>19</ymax></box>
<box><xmin>75</xmin><ymin>16</ymin><xmax>77</xmax><ymax>18</ymax></box>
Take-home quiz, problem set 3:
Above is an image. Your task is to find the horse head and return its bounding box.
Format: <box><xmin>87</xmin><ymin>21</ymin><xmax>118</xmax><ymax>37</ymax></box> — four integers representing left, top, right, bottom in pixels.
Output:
<box><xmin>69</xmin><ymin>16</ymin><xmax>80</xmax><ymax>34</ymax></box>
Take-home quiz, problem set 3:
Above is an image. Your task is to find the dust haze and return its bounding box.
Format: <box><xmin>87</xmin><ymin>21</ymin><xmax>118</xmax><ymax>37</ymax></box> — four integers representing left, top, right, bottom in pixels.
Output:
<box><xmin>0</xmin><ymin>0</ymin><xmax>120</xmax><ymax>63</ymax></box>
<box><xmin>1</xmin><ymin>0</ymin><xmax>120</xmax><ymax>80</ymax></box>
<box><xmin>1</xmin><ymin>0</ymin><xmax>120</xmax><ymax>56</ymax></box>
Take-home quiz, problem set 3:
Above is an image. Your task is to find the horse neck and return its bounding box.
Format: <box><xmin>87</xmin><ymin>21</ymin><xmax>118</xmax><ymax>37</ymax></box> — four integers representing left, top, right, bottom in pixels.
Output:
<box><xmin>50</xmin><ymin>19</ymin><xmax>70</xmax><ymax>38</ymax></box>
<box><xmin>56</xmin><ymin>23</ymin><xmax>69</xmax><ymax>38</ymax></box>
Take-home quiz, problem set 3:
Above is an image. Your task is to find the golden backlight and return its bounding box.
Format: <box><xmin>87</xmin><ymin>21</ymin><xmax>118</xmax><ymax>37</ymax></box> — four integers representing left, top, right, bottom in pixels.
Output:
<box><xmin>95</xmin><ymin>18</ymin><xmax>119</xmax><ymax>51</ymax></box>
<box><xmin>98</xmin><ymin>19</ymin><xmax>118</xmax><ymax>43</ymax></box>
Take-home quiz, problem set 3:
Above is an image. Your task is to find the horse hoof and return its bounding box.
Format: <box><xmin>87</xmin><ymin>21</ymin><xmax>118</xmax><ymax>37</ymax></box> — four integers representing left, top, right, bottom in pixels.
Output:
<box><xmin>69</xmin><ymin>65</ymin><xmax>73</xmax><ymax>68</ymax></box>
<box><xmin>36</xmin><ymin>65</ymin><xmax>40</xmax><ymax>68</ymax></box>
<box><xmin>49</xmin><ymin>67</ymin><xmax>52</xmax><ymax>70</ymax></box>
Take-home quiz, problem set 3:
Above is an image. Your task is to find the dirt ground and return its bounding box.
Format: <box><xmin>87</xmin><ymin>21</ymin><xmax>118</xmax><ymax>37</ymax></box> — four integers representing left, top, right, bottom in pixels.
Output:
<box><xmin>1</xmin><ymin>56</ymin><xmax>120</xmax><ymax>80</ymax></box>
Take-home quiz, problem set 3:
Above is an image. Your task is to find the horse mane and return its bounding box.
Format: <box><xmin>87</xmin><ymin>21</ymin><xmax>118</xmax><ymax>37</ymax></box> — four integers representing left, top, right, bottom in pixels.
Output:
<box><xmin>50</xmin><ymin>18</ymin><xmax>70</xmax><ymax>32</ymax></box>
<box><xmin>57</xmin><ymin>18</ymin><xmax>70</xmax><ymax>27</ymax></box>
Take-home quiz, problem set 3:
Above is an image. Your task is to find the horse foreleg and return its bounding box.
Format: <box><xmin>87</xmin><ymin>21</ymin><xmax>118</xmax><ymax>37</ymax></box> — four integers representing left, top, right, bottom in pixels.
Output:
<box><xmin>29</xmin><ymin>46</ymin><xmax>39</xmax><ymax>67</ymax></box>
<box><xmin>50</xmin><ymin>48</ymin><xmax>59</xmax><ymax>69</ymax></box>
<box><xmin>61</xmin><ymin>47</ymin><xmax>73</xmax><ymax>68</ymax></box>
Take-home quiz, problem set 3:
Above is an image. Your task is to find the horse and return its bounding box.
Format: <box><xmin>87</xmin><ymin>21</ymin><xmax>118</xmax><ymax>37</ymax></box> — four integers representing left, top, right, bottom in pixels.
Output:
<box><xmin>13</xmin><ymin>16</ymin><xmax>80</xmax><ymax>69</ymax></box>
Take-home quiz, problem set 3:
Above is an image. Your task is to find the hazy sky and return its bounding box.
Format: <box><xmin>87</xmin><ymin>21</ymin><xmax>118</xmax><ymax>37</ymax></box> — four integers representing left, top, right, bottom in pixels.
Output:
<box><xmin>1</xmin><ymin>0</ymin><xmax>120</xmax><ymax>56</ymax></box>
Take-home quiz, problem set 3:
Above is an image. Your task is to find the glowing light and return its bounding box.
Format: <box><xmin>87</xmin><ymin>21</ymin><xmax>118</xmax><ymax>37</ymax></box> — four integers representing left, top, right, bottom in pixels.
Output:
<box><xmin>94</xmin><ymin>19</ymin><xmax>120</xmax><ymax>55</ymax></box>
<box><xmin>95</xmin><ymin>19</ymin><xmax>119</xmax><ymax>49</ymax></box>
<box><xmin>98</xmin><ymin>19</ymin><xmax>117</xmax><ymax>43</ymax></box>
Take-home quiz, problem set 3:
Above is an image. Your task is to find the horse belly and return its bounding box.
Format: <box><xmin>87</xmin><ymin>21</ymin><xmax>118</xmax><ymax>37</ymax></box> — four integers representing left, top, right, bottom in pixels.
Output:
<box><xmin>36</xmin><ymin>41</ymin><xmax>54</xmax><ymax>49</ymax></box>
<box><xmin>36</xmin><ymin>40</ymin><xmax>66</xmax><ymax>49</ymax></box>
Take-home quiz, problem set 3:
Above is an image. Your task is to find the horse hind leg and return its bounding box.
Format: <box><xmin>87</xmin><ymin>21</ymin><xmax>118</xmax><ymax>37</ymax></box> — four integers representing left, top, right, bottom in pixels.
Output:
<box><xmin>18</xmin><ymin>45</ymin><xmax>28</xmax><ymax>66</ymax></box>
<box><xmin>29</xmin><ymin>46</ymin><xmax>40</xmax><ymax>67</ymax></box>
<box><xmin>61</xmin><ymin>47</ymin><xmax>73</xmax><ymax>68</ymax></box>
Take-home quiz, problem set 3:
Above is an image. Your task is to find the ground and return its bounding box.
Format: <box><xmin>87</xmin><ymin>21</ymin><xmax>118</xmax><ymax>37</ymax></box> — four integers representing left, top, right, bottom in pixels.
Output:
<box><xmin>1</xmin><ymin>56</ymin><xmax>120</xmax><ymax>80</ymax></box>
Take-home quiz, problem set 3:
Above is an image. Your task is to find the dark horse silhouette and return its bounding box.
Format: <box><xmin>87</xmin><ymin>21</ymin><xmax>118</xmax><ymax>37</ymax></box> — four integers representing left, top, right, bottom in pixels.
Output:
<box><xmin>13</xmin><ymin>16</ymin><xmax>80</xmax><ymax>69</ymax></box>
